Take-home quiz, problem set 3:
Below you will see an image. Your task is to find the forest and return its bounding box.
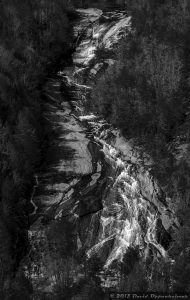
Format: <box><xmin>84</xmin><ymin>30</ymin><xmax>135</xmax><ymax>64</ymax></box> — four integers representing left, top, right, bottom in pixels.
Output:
<box><xmin>0</xmin><ymin>0</ymin><xmax>76</xmax><ymax>297</ymax></box>
<box><xmin>0</xmin><ymin>0</ymin><xmax>190</xmax><ymax>298</ymax></box>
<box><xmin>71</xmin><ymin>0</ymin><xmax>127</xmax><ymax>9</ymax></box>
<box><xmin>89</xmin><ymin>0</ymin><xmax>190</xmax><ymax>293</ymax></box>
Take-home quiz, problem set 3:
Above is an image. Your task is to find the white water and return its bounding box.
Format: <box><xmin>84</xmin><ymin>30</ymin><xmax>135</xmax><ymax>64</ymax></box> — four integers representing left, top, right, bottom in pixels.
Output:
<box><xmin>86</xmin><ymin>140</ymin><xmax>168</xmax><ymax>269</ymax></box>
<box><xmin>24</xmin><ymin>8</ymin><xmax>179</xmax><ymax>294</ymax></box>
<box><xmin>68</xmin><ymin>9</ymin><xmax>177</xmax><ymax>275</ymax></box>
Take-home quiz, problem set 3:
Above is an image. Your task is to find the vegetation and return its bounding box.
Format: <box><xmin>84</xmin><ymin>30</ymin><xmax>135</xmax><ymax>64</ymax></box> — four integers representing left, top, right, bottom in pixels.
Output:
<box><xmin>72</xmin><ymin>0</ymin><xmax>127</xmax><ymax>10</ymax></box>
<box><xmin>0</xmin><ymin>0</ymin><xmax>75</xmax><ymax>296</ymax></box>
<box><xmin>89</xmin><ymin>0</ymin><xmax>190</xmax><ymax>292</ymax></box>
<box><xmin>1</xmin><ymin>0</ymin><xmax>190</xmax><ymax>296</ymax></box>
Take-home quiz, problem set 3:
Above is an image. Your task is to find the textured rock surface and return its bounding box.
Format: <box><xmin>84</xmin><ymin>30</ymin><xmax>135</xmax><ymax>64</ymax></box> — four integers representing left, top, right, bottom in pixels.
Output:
<box><xmin>21</xmin><ymin>9</ymin><xmax>179</xmax><ymax>297</ymax></box>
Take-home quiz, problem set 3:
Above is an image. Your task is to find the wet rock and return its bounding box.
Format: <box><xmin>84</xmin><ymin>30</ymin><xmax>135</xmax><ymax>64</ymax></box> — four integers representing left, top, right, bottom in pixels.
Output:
<box><xmin>156</xmin><ymin>218</ymin><xmax>172</xmax><ymax>250</ymax></box>
<box><xmin>78</xmin><ymin>214</ymin><xmax>93</xmax><ymax>245</ymax></box>
<box><xmin>21</xmin><ymin>8</ymin><xmax>180</xmax><ymax>295</ymax></box>
<box><xmin>79</xmin><ymin>194</ymin><xmax>103</xmax><ymax>217</ymax></box>
<box><xmin>118</xmin><ymin>246</ymin><xmax>139</xmax><ymax>275</ymax></box>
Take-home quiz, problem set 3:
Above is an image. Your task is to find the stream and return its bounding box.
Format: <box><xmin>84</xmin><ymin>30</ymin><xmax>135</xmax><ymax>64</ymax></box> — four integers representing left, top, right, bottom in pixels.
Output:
<box><xmin>21</xmin><ymin>8</ymin><xmax>179</xmax><ymax>299</ymax></box>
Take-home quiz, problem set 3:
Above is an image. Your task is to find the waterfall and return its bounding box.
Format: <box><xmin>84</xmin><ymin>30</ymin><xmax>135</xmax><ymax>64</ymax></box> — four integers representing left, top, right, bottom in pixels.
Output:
<box><xmin>22</xmin><ymin>8</ymin><xmax>178</xmax><ymax>296</ymax></box>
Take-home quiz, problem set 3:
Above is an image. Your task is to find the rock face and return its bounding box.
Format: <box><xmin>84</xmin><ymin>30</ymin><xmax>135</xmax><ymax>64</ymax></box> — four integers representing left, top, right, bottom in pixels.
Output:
<box><xmin>21</xmin><ymin>9</ymin><xmax>179</xmax><ymax>298</ymax></box>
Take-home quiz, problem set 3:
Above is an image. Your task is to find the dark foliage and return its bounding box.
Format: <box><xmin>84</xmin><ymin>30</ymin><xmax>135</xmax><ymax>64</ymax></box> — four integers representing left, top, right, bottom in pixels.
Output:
<box><xmin>89</xmin><ymin>0</ymin><xmax>190</xmax><ymax>292</ymax></box>
<box><xmin>71</xmin><ymin>0</ymin><xmax>127</xmax><ymax>10</ymax></box>
<box><xmin>0</xmin><ymin>0</ymin><xmax>74</xmax><ymax>295</ymax></box>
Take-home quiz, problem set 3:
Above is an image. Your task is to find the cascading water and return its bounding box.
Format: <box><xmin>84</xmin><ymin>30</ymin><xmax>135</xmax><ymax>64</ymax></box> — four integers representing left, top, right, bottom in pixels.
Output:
<box><xmin>64</xmin><ymin>8</ymin><xmax>176</xmax><ymax>271</ymax></box>
<box><xmin>22</xmin><ymin>8</ymin><xmax>179</xmax><ymax>297</ymax></box>
<box><xmin>86</xmin><ymin>139</ymin><xmax>168</xmax><ymax>266</ymax></box>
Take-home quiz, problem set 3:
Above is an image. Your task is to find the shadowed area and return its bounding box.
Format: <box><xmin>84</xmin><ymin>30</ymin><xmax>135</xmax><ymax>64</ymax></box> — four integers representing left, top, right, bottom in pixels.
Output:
<box><xmin>19</xmin><ymin>8</ymin><xmax>180</xmax><ymax>299</ymax></box>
